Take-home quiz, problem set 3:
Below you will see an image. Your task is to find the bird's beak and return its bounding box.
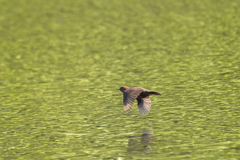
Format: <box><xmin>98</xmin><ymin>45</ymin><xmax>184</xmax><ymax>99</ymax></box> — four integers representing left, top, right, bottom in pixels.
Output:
<box><xmin>117</xmin><ymin>88</ymin><xmax>120</xmax><ymax>90</ymax></box>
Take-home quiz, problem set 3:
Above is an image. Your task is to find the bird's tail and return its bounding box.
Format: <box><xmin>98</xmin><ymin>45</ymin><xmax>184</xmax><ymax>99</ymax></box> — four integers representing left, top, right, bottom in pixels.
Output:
<box><xmin>150</xmin><ymin>92</ymin><xmax>162</xmax><ymax>96</ymax></box>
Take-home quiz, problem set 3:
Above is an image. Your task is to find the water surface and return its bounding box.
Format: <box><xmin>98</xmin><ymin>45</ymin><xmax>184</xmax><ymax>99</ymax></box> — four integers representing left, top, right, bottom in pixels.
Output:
<box><xmin>0</xmin><ymin>0</ymin><xmax>240</xmax><ymax>159</ymax></box>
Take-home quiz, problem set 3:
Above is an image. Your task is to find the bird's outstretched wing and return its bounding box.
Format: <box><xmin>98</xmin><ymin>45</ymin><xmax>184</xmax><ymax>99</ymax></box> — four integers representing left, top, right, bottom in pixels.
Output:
<box><xmin>137</xmin><ymin>96</ymin><xmax>151</xmax><ymax>116</ymax></box>
<box><xmin>123</xmin><ymin>88</ymin><xmax>143</xmax><ymax>113</ymax></box>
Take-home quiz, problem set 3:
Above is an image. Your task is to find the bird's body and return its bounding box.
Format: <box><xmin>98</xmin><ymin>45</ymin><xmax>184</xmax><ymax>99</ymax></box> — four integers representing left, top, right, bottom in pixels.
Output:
<box><xmin>118</xmin><ymin>86</ymin><xmax>162</xmax><ymax>116</ymax></box>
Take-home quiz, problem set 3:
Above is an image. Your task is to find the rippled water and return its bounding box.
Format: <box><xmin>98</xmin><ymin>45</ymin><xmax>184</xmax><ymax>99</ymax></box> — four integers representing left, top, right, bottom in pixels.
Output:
<box><xmin>1</xmin><ymin>0</ymin><xmax>240</xmax><ymax>159</ymax></box>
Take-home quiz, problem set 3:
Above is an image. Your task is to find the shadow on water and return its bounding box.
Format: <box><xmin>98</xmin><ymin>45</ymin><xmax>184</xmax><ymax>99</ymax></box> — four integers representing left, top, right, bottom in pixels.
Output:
<box><xmin>127</xmin><ymin>128</ymin><xmax>154</xmax><ymax>152</ymax></box>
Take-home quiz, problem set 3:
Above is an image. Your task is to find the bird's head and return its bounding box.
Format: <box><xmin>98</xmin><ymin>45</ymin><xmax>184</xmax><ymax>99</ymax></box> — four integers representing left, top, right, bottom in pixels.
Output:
<box><xmin>117</xmin><ymin>86</ymin><xmax>129</xmax><ymax>92</ymax></box>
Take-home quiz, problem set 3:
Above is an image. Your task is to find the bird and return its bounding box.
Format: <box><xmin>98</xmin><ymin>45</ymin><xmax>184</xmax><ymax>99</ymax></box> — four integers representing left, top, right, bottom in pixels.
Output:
<box><xmin>117</xmin><ymin>86</ymin><xmax>162</xmax><ymax>116</ymax></box>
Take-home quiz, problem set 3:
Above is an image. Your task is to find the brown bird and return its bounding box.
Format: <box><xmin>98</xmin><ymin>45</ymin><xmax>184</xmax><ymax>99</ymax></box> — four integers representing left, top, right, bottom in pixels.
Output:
<box><xmin>117</xmin><ymin>86</ymin><xmax>162</xmax><ymax>116</ymax></box>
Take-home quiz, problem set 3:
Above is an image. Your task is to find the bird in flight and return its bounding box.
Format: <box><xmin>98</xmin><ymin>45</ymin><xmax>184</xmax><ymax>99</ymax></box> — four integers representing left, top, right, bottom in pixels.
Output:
<box><xmin>117</xmin><ymin>86</ymin><xmax>162</xmax><ymax>116</ymax></box>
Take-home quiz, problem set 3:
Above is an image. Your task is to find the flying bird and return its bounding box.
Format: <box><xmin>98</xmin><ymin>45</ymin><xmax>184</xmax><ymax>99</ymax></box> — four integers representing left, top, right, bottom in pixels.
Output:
<box><xmin>117</xmin><ymin>86</ymin><xmax>162</xmax><ymax>116</ymax></box>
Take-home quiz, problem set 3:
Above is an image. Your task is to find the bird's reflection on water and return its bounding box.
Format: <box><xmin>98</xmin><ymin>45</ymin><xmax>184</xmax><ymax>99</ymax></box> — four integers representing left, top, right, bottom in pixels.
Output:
<box><xmin>127</xmin><ymin>129</ymin><xmax>154</xmax><ymax>152</ymax></box>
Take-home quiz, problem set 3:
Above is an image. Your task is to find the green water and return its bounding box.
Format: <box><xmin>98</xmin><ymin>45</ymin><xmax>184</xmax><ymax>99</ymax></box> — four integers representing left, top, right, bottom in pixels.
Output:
<box><xmin>1</xmin><ymin>0</ymin><xmax>240</xmax><ymax>159</ymax></box>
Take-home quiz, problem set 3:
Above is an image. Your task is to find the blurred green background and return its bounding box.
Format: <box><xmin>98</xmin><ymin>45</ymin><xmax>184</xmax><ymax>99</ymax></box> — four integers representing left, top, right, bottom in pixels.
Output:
<box><xmin>0</xmin><ymin>0</ymin><xmax>240</xmax><ymax>159</ymax></box>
